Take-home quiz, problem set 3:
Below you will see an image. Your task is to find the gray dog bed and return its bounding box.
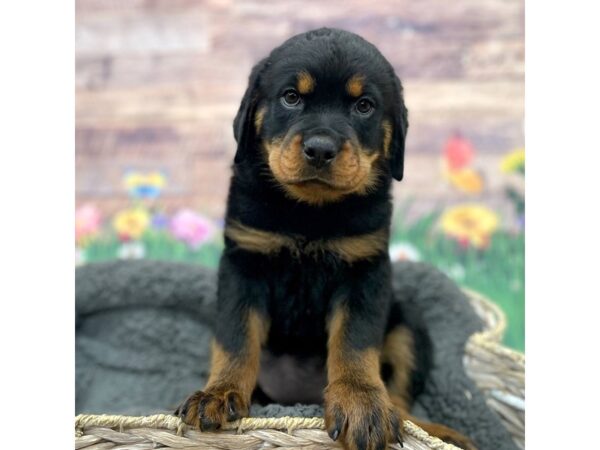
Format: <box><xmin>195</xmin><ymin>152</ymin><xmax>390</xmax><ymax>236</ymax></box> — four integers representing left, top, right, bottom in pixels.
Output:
<box><xmin>75</xmin><ymin>260</ymin><xmax>517</xmax><ymax>450</ymax></box>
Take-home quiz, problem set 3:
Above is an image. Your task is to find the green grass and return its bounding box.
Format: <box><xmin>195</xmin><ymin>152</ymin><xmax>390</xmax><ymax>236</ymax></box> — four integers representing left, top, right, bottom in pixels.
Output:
<box><xmin>82</xmin><ymin>212</ymin><xmax>525</xmax><ymax>352</ymax></box>
<box><xmin>84</xmin><ymin>230</ymin><xmax>224</xmax><ymax>268</ymax></box>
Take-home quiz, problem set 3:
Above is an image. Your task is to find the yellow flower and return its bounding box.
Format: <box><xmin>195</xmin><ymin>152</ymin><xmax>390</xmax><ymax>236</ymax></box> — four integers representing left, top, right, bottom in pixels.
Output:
<box><xmin>440</xmin><ymin>204</ymin><xmax>499</xmax><ymax>249</ymax></box>
<box><xmin>445</xmin><ymin>167</ymin><xmax>484</xmax><ymax>194</ymax></box>
<box><xmin>500</xmin><ymin>148</ymin><xmax>525</xmax><ymax>173</ymax></box>
<box><xmin>113</xmin><ymin>208</ymin><xmax>150</xmax><ymax>240</ymax></box>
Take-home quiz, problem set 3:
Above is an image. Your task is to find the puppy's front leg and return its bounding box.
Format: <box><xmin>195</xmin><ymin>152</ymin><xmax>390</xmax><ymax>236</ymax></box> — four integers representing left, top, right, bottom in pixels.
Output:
<box><xmin>324</xmin><ymin>260</ymin><xmax>402</xmax><ymax>450</ymax></box>
<box><xmin>176</xmin><ymin>256</ymin><xmax>269</xmax><ymax>430</ymax></box>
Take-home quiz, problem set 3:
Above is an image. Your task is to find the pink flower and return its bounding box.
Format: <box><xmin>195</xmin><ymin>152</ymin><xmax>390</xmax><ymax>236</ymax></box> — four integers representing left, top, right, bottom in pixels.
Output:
<box><xmin>169</xmin><ymin>209</ymin><xmax>215</xmax><ymax>248</ymax></box>
<box><xmin>75</xmin><ymin>204</ymin><xmax>102</xmax><ymax>246</ymax></box>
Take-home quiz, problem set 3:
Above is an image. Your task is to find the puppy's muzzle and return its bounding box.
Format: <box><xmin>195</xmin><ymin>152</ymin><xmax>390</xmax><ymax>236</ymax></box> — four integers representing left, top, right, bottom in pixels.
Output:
<box><xmin>302</xmin><ymin>135</ymin><xmax>339</xmax><ymax>169</ymax></box>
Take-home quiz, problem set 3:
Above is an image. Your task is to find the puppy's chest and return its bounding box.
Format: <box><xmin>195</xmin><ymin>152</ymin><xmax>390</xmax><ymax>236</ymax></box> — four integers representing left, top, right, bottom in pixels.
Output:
<box><xmin>224</xmin><ymin>221</ymin><xmax>388</xmax><ymax>353</ymax></box>
<box><xmin>264</xmin><ymin>251</ymin><xmax>342</xmax><ymax>355</ymax></box>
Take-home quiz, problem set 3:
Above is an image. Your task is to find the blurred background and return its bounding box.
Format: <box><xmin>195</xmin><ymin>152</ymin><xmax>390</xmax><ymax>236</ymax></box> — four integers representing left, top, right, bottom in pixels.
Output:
<box><xmin>75</xmin><ymin>0</ymin><xmax>524</xmax><ymax>350</ymax></box>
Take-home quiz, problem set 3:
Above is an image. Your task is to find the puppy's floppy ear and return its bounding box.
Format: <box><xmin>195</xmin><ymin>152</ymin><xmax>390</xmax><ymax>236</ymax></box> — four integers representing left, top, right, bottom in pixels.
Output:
<box><xmin>233</xmin><ymin>57</ymin><xmax>269</xmax><ymax>164</ymax></box>
<box><xmin>390</xmin><ymin>75</ymin><xmax>409</xmax><ymax>181</ymax></box>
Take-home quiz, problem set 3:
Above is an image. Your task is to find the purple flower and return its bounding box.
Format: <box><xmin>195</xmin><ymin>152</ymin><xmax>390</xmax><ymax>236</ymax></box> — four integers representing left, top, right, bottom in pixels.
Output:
<box><xmin>152</xmin><ymin>213</ymin><xmax>170</xmax><ymax>230</ymax></box>
<box><xmin>169</xmin><ymin>209</ymin><xmax>215</xmax><ymax>248</ymax></box>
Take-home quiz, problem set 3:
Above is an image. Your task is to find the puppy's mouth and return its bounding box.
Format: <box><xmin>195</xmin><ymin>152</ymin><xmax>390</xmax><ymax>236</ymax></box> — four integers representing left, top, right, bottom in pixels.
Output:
<box><xmin>285</xmin><ymin>176</ymin><xmax>352</xmax><ymax>191</ymax></box>
<box><xmin>263</xmin><ymin>134</ymin><xmax>380</xmax><ymax>205</ymax></box>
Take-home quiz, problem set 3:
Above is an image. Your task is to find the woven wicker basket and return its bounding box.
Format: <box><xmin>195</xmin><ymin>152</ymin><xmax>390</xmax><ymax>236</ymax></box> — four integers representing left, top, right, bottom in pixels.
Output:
<box><xmin>75</xmin><ymin>290</ymin><xmax>525</xmax><ymax>450</ymax></box>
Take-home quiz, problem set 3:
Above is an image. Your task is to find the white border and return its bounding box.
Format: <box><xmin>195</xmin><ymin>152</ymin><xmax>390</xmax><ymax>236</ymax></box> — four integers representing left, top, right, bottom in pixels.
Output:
<box><xmin>527</xmin><ymin>0</ymin><xmax>600</xmax><ymax>447</ymax></box>
<box><xmin>0</xmin><ymin>1</ymin><xmax>74</xmax><ymax>446</ymax></box>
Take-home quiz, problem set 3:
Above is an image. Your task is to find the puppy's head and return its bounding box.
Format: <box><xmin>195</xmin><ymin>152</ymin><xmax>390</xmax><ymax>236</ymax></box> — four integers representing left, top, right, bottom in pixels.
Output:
<box><xmin>233</xmin><ymin>28</ymin><xmax>408</xmax><ymax>205</ymax></box>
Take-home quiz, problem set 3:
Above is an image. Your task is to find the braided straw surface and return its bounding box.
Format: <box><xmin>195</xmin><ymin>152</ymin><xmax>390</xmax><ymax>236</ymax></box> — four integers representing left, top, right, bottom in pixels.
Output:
<box><xmin>75</xmin><ymin>290</ymin><xmax>525</xmax><ymax>450</ymax></box>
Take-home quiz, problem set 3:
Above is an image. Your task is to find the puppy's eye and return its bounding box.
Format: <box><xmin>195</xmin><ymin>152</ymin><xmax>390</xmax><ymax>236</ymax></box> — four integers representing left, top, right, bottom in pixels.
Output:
<box><xmin>355</xmin><ymin>98</ymin><xmax>374</xmax><ymax>115</ymax></box>
<box><xmin>281</xmin><ymin>89</ymin><xmax>301</xmax><ymax>107</ymax></box>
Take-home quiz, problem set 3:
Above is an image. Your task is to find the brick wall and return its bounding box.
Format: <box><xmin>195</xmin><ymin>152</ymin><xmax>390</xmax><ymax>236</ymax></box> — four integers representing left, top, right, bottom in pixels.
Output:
<box><xmin>76</xmin><ymin>0</ymin><xmax>524</xmax><ymax>221</ymax></box>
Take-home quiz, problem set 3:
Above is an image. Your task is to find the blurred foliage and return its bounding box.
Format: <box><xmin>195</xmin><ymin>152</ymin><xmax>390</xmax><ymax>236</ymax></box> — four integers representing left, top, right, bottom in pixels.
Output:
<box><xmin>391</xmin><ymin>203</ymin><xmax>524</xmax><ymax>350</ymax></box>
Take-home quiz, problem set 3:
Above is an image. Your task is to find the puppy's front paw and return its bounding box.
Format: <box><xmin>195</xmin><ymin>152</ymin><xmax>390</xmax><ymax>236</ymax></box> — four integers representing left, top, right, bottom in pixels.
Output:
<box><xmin>175</xmin><ymin>387</ymin><xmax>248</xmax><ymax>431</ymax></box>
<box><xmin>324</xmin><ymin>380</ymin><xmax>403</xmax><ymax>450</ymax></box>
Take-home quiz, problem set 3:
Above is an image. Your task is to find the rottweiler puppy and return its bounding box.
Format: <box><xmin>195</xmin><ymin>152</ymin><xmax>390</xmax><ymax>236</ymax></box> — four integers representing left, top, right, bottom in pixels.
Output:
<box><xmin>176</xmin><ymin>28</ymin><xmax>475</xmax><ymax>450</ymax></box>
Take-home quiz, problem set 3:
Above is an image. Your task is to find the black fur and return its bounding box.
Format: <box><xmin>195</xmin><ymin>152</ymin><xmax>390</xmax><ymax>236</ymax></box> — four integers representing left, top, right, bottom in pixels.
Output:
<box><xmin>216</xmin><ymin>28</ymin><xmax>420</xmax><ymax>402</ymax></box>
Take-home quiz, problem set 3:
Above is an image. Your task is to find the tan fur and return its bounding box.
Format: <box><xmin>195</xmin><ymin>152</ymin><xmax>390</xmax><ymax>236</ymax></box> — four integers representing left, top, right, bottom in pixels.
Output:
<box><xmin>382</xmin><ymin>120</ymin><xmax>393</xmax><ymax>158</ymax></box>
<box><xmin>325</xmin><ymin>306</ymin><xmax>401</xmax><ymax>449</ymax></box>
<box><xmin>282</xmin><ymin>182</ymin><xmax>348</xmax><ymax>205</ymax></box>
<box><xmin>205</xmin><ymin>310</ymin><xmax>268</xmax><ymax>399</ymax></box>
<box><xmin>323</xmin><ymin>228</ymin><xmax>388</xmax><ymax>263</ymax></box>
<box><xmin>382</xmin><ymin>325</ymin><xmax>415</xmax><ymax>409</ymax></box>
<box><xmin>346</xmin><ymin>74</ymin><xmax>365</xmax><ymax>97</ymax></box>
<box><xmin>325</xmin><ymin>315</ymin><xmax>477</xmax><ymax>449</ymax></box>
<box><xmin>266</xmin><ymin>134</ymin><xmax>305</xmax><ymax>181</ymax></box>
<box><xmin>225</xmin><ymin>221</ymin><xmax>295</xmax><ymax>255</ymax></box>
<box><xmin>267</xmin><ymin>135</ymin><xmax>382</xmax><ymax>206</ymax></box>
<box><xmin>389</xmin><ymin>394</ymin><xmax>477</xmax><ymax>449</ymax></box>
<box><xmin>178</xmin><ymin>390</ymin><xmax>231</xmax><ymax>428</ymax></box>
<box><xmin>178</xmin><ymin>310</ymin><xmax>269</xmax><ymax>430</ymax></box>
<box><xmin>297</xmin><ymin>71</ymin><xmax>316</xmax><ymax>94</ymax></box>
<box><xmin>326</xmin><ymin>307</ymin><xmax>383</xmax><ymax>386</ymax></box>
<box><xmin>383</xmin><ymin>326</ymin><xmax>478</xmax><ymax>449</ymax></box>
<box><xmin>226</xmin><ymin>221</ymin><xmax>387</xmax><ymax>263</ymax></box>
<box><xmin>254</xmin><ymin>107</ymin><xmax>266</xmax><ymax>134</ymax></box>
<box><xmin>326</xmin><ymin>305</ymin><xmax>348</xmax><ymax>382</ymax></box>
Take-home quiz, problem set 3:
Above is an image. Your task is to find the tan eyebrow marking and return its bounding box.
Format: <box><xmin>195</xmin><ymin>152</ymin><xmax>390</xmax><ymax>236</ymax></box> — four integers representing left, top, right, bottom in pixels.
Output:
<box><xmin>346</xmin><ymin>74</ymin><xmax>365</xmax><ymax>97</ymax></box>
<box><xmin>297</xmin><ymin>71</ymin><xmax>316</xmax><ymax>94</ymax></box>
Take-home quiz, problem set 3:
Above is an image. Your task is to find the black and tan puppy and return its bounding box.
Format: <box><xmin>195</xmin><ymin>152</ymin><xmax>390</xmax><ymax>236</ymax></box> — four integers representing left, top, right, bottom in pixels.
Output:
<box><xmin>176</xmin><ymin>28</ymin><xmax>475</xmax><ymax>450</ymax></box>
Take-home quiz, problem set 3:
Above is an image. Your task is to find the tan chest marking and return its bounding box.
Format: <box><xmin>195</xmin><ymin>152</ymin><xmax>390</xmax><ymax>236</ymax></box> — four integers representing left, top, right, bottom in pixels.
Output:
<box><xmin>225</xmin><ymin>222</ymin><xmax>296</xmax><ymax>255</ymax></box>
<box><xmin>225</xmin><ymin>221</ymin><xmax>388</xmax><ymax>263</ymax></box>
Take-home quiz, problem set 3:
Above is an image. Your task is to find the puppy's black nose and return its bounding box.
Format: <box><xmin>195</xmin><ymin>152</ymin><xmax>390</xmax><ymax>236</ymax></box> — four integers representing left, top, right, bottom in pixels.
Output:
<box><xmin>303</xmin><ymin>135</ymin><xmax>338</xmax><ymax>168</ymax></box>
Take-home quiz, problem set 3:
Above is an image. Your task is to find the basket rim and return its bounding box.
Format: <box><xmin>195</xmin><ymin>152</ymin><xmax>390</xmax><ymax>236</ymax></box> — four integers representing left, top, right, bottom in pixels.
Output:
<box><xmin>464</xmin><ymin>288</ymin><xmax>525</xmax><ymax>367</ymax></box>
<box><xmin>75</xmin><ymin>413</ymin><xmax>460</xmax><ymax>449</ymax></box>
